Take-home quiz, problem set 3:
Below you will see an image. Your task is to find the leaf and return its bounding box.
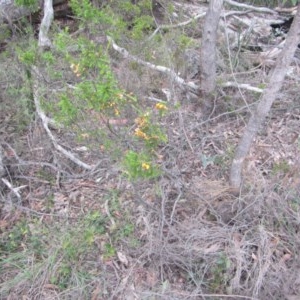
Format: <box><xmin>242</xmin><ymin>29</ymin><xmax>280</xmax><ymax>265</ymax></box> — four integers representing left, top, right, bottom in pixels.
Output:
<box><xmin>251</xmin><ymin>253</ymin><xmax>258</xmax><ymax>261</ymax></box>
<box><xmin>117</xmin><ymin>251</ymin><xmax>129</xmax><ymax>267</ymax></box>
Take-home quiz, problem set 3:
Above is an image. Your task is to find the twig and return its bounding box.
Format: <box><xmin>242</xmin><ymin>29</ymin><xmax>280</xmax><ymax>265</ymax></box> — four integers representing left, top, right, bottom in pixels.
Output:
<box><xmin>1</xmin><ymin>178</ymin><xmax>27</xmax><ymax>203</ymax></box>
<box><xmin>105</xmin><ymin>199</ymin><xmax>116</xmax><ymax>229</ymax></box>
<box><xmin>0</xmin><ymin>145</ymin><xmax>5</xmax><ymax>177</ymax></box>
<box><xmin>147</xmin><ymin>12</ymin><xmax>206</xmax><ymax>41</ymax></box>
<box><xmin>191</xmin><ymin>101</ymin><xmax>258</xmax><ymax>130</ymax></box>
<box><xmin>170</xmin><ymin>190</ymin><xmax>182</xmax><ymax>224</ymax></box>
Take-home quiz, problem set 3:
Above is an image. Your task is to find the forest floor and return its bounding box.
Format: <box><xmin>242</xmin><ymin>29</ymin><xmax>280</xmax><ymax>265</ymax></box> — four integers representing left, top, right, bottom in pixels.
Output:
<box><xmin>1</xmin><ymin>1</ymin><xmax>300</xmax><ymax>300</ymax></box>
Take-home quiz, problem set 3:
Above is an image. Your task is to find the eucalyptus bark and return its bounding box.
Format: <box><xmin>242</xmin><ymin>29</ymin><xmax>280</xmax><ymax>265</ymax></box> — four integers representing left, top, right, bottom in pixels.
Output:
<box><xmin>230</xmin><ymin>3</ymin><xmax>300</xmax><ymax>190</ymax></box>
<box><xmin>200</xmin><ymin>0</ymin><xmax>224</xmax><ymax>115</ymax></box>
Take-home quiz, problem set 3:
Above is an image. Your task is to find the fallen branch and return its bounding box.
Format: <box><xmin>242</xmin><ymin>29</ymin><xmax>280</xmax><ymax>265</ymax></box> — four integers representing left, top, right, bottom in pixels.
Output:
<box><xmin>107</xmin><ymin>36</ymin><xmax>198</xmax><ymax>92</ymax></box>
<box><xmin>147</xmin><ymin>12</ymin><xmax>206</xmax><ymax>40</ymax></box>
<box><xmin>221</xmin><ymin>81</ymin><xmax>263</xmax><ymax>93</ymax></box>
<box><xmin>107</xmin><ymin>36</ymin><xmax>265</xmax><ymax>99</ymax></box>
<box><xmin>225</xmin><ymin>0</ymin><xmax>277</xmax><ymax>14</ymax></box>
<box><xmin>31</xmin><ymin>66</ymin><xmax>93</xmax><ymax>170</ymax></box>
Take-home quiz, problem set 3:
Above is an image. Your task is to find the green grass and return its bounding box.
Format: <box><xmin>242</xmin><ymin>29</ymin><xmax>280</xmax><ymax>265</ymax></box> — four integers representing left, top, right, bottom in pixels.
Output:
<box><xmin>0</xmin><ymin>191</ymin><xmax>138</xmax><ymax>298</ymax></box>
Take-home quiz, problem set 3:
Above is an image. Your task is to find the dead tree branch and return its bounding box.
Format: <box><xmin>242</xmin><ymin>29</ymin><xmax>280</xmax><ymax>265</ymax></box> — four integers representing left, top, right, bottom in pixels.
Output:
<box><xmin>31</xmin><ymin>67</ymin><xmax>93</xmax><ymax>170</ymax></box>
<box><xmin>107</xmin><ymin>36</ymin><xmax>198</xmax><ymax>92</ymax></box>
<box><xmin>107</xmin><ymin>36</ymin><xmax>263</xmax><ymax>99</ymax></box>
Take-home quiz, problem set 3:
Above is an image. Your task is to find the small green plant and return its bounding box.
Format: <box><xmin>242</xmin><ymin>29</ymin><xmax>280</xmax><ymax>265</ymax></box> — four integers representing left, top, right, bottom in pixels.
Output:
<box><xmin>130</xmin><ymin>15</ymin><xmax>154</xmax><ymax>40</ymax></box>
<box><xmin>83</xmin><ymin>211</ymin><xmax>106</xmax><ymax>235</ymax></box>
<box><xmin>272</xmin><ymin>160</ymin><xmax>290</xmax><ymax>175</ymax></box>
<box><xmin>134</xmin><ymin>111</ymin><xmax>167</xmax><ymax>148</ymax></box>
<box><xmin>0</xmin><ymin>220</ymin><xmax>28</xmax><ymax>253</ymax></box>
<box><xmin>123</xmin><ymin>150</ymin><xmax>161</xmax><ymax>180</ymax></box>
<box><xmin>17</xmin><ymin>48</ymin><xmax>37</xmax><ymax>66</ymax></box>
<box><xmin>50</xmin><ymin>263</ymin><xmax>72</xmax><ymax>290</ymax></box>
<box><xmin>53</xmin><ymin>36</ymin><xmax>129</xmax><ymax>126</ymax></box>
<box><xmin>0</xmin><ymin>25</ymin><xmax>11</xmax><ymax>42</ymax></box>
<box><xmin>15</xmin><ymin>0</ymin><xmax>38</xmax><ymax>8</ymax></box>
<box><xmin>55</xmin><ymin>94</ymin><xmax>78</xmax><ymax>125</ymax></box>
<box><xmin>103</xmin><ymin>243</ymin><xmax>116</xmax><ymax>259</ymax></box>
<box><xmin>177</xmin><ymin>34</ymin><xmax>195</xmax><ymax>50</ymax></box>
<box><xmin>210</xmin><ymin>253</ymin><xmax>230</xmax><ymax>292</ymax></box>
<box><xmin>41</xmin><ymin>51</ymin><xmax>55</xmax><ymax>65</ymax></box>
<box><xmin>0</xmin><ymin>219</ymin><xmax>46</xmax><ymax>256</ymax></box>
<box><xmin>69</xmin><ymin>0</ymin><xmax>102</xmax><ymax>22</ymax></box>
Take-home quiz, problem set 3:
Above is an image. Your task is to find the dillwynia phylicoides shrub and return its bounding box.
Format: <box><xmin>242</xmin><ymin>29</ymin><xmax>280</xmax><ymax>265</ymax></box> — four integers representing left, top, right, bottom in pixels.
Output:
<box><xmin>15</xmin><ymin>0</ymin><xmax>169</xmax><ymax>180</ymax></box>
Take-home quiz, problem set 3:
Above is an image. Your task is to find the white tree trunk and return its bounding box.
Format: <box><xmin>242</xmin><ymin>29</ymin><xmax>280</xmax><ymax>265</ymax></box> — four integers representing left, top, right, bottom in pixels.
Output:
<box><xmin>230</xmin><ymin>3</ymin><xmax>300</xmax><ymax>190</ymax></box>
<box><xmin>38</xmin><ymin>0</ymin><xmax>53</xmax><ymax>48</ymax></box>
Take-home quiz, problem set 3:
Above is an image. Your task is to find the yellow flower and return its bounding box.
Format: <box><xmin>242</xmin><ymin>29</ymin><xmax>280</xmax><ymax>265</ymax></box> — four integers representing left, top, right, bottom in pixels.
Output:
<box><xmin>114</xmin><ymin>108</ymin><xmax>120</xmax><ymax>116</ymax></box>
<box><xmin>70</xmin><ymin>63</ymin><xmax>81</xmax><ymax>76</ymax></box>
<box><xmin>141</xmin><ymin>162</ymin><xmax>150</xmax><ymax>170</ymax></box>
<box><xmin>70</xmin><ymin>63</ymin><xmax>78</xmax><ymax>71</ymax></box>
<box><xmin>135</xmin><ymin>117</ymin><xmax>147</xmax><ymax>127</ymax></box>
<box><xmin>117</xmin><ymin>93</ymin><xmax>124</xmax><ymax>99</ymax></box>
<box><xmin>134</xmin><ymin>128</ymin><xmax>148</xmax><ymax>139</ymax></box>
<box><xmin>155</xmin><ymin>103</ymin><xmax>167</xmax><ymax>110</ymax></box>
